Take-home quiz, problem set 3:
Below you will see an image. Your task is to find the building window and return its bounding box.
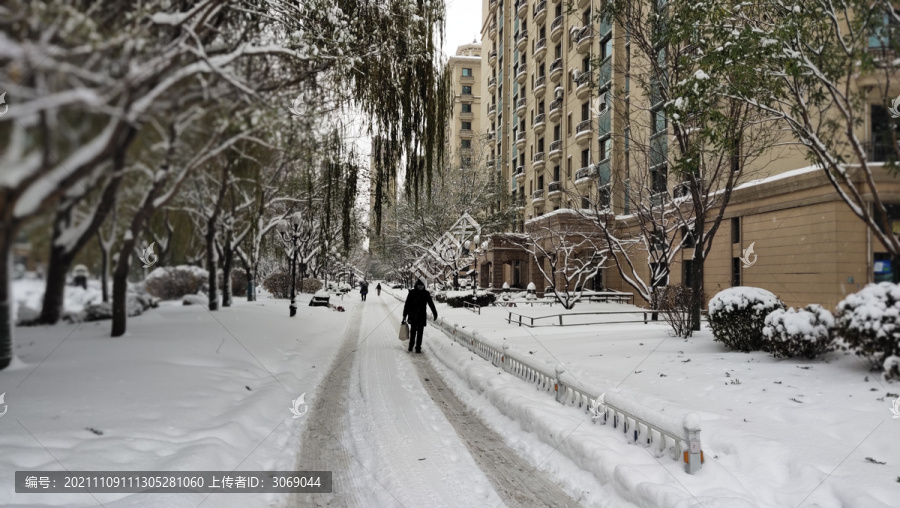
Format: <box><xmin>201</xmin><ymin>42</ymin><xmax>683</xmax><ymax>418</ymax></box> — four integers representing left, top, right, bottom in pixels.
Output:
<box><xmin>461</xmin><ymin>140</ymin><xmax>472</xmax><ymax>148</ymax></box>
<box><xmin>553</xmin><ymin>165</ymin><xmax>560</xmax><ymax>180</ymax></box>
<box><xmin>538</xmin><ymin>175</ymin><xmax>544</xmax><ymax>189</ymax></box>
<box><xmin>683</xmin><ymin>259</ymin><xmax>694</xmax><ymax>287</ymax></box>
<box><xmin>651</xmin><ymin>107</ymin><xmax>666</xmax><ymax>134</ymax></box>
<box><xmin>650</xmin><ymin>261</ymin><xmax>669</xmax><ymax>288</ymax></box>
<box><xmin>462</xmin><ymin>85</ymin><xmax>472</xmax><ymax>95</ymax></box>
<box><xmin>462</xmin><ymin>103</ymin><xmax>472</xmax><ymax>113</ymax></box>
<box><xmin>462</xmin><ymin>68</ymin><xmax>473</xmax><ymax>77</ymax></box>
<box><xmin>567</xmin><ymin>114</ymin><xmax>572</xmax><ymax>137</ymax></box>
<box><xmin>462</xmin><ymin>121</ymin><xmax>472</xmax><ymax>130</ymax></box>
<box><xmin>581</xmin><ymin>101</ymin><xmax>590</xmax><ymax>121</ymax></box>
<box><xmin>553</xmin><ymin>124</ymin><xmax>561</xmax><ymax>141</ymax></box>
<box><xmin>682</xmin><ymin>225</ymin><xmax>695</xmax><ymax>248</ymax></box>
<box><xmin>567</xmin><ymin>157</ymin><xmax>572</xmax><ymax>178</ymax></box>
<box><xmin>731</xmin><ymin>217</ymin><xmax>740</xmax><ymax>243</ymax></box>
<box><xmin>581</xmin><ymin>148</ymin><xmax>590</xmax><ymax>168</ymax></box>
<box><xmin>599</xmin><ymin>137</ymin><xmax>611</xmax><ymax>161</ymax></box>
<box><xmin>731</xmin><ymin>257</ymin><xmax>741</xmax><ymax>286</ymax></box>
<box><xmin>582</xmin><ymin>195</ymin><xmax>590</xmax><ymax>209</ymax></box>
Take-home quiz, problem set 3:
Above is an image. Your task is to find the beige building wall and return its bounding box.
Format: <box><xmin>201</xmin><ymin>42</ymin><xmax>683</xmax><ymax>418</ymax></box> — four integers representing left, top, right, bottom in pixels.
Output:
<box><xmin>447</xmin><ymin>44</ymin><xmax>483</xmax><ymax>170</ymax></box>
<box><xmin>479</xmin><ymin>0</ymin><xmax>899</xmax><ymax>306</ymax></box>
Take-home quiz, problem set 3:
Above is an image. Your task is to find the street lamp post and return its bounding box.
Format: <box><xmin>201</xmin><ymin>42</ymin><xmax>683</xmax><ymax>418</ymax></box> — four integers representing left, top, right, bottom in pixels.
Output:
<box><xmin>464</xmin><ymin>234</ymin><xmax>482</xmax><ymax>296</ymax></box>
<box><xmin>276</xmin><ymin>212</ymin><xmax>307</xmax><ymax>317</ymax></box>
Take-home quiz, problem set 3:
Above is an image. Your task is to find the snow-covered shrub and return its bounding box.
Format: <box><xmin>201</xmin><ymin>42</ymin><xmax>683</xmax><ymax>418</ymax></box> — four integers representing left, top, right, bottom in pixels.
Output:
<box><xmin>658</xmin><ymin>284</ymin><xmax>699</xmax><ymax>338</ymax></box>
<box><xmin>145</xmin><ymin>265</ymin><xmax>208</xmax><ymax>300</ymax></box>
<box><xmin>444</xmin><ymin>292</ymin><xmax>497</xmax><ymax>308</ymax></box>
<box><xmin>708</xmin><ymin>287</ymin><xmax>785</xmax><ymax>352</ymax></box>
<box><xmin>81</xmin><ymin>292</ymin><xmax>156</xmax><ymax>321</ymax></box>
<box><xmin>433</xmin><ymin>291</ymin><xmax>448</xmax><ymax>303</ymax></box>
<box><xmin>763</xmin><ymin>304</ymin><xmax>836</xmax><ymax>359</ymax></box>
<box><xmin>231</xmin><ymin>268</ymin><xmax>248</xmax><ymax>297</ymax></box>
<box><xmin>182</xmin><ymin>292</ymin><xmax>208</xmax><ymax>306</ymax></box>
<box><xmin>835</xmin><ymin>282</ymin><xmax>900</xmax><ymax>374</ymax></box>
<box><xmin>301</xmin><ymin>278</ymin><xmax>322</xmax><ymax>294</ymax></box>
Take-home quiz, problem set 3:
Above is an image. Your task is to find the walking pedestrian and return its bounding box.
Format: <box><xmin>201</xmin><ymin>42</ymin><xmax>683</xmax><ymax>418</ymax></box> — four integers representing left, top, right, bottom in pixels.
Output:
<box><xmin>376</xmin><ymin>283</ymin><xmax>382</xmax><ymax>296</ymax></box>
<box><xmin>360</xmin><ymin>281</ymin><xmax>369</xmax><ymax>301</ymax></box>
<box><xmin>402</xmin><ymin>279</ymin><xmax>437</xmax><ymax>353</ymax></box>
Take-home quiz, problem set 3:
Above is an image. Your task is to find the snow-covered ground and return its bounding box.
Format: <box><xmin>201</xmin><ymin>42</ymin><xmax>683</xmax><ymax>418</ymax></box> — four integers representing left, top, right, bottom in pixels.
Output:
<box><xmin>425</xmin><ymin>296</ymin><xmax>900</xmax><ymax>508</ymax></box>
<box><xmin>2</xmin><ymin>282</ymin><xmax>898</xmax><ymax>507</ymax></box>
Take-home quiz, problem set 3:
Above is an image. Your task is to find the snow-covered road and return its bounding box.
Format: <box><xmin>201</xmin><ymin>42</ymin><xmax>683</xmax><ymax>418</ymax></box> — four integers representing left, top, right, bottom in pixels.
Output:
<box><xmin>290</xmin><ymin>295</ymin><xmax>576</xmax><ymax>507</ymax></box>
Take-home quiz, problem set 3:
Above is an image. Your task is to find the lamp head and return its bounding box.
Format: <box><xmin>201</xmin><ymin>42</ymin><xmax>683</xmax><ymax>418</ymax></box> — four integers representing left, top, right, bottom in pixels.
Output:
<box><xmin>290</xmin><ymin>212</ymin><xmax>303</xmax><ymax>228</ymax></box>
<box><xmin>276</xmin><ymin>219</ymin><xmax>288</xmax><ymax>234</ymax></box>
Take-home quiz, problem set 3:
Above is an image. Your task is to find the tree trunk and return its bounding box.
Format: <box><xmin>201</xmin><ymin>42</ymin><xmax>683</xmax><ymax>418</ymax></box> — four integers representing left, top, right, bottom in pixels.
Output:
<box><xmin>691</xmin><ymin>251</ymin><xmax>704</xmax><ymax>332</ymax></box>
<box><xmin>38</xmin><ymin>241</ymin><xmax>73</xmax><ymax>324</ymax></box>
<box><xmin>99</xmin><ymin>233</ymin><xmax>110</xmax><ymax>303</ymax></box>
<box><xmin>222</xmin><ymin>244</ymin><xmax>233</xmax><ymax>307</ymax></box>
<box><xmin>893</xmin><ymin>257</ymin><xmax>900</xmax><ymax>284</ymax></box>
<box><xmin>0</xmin><ymin>229</ymin><xmax>14</xmax><ymax>370</ymax></box>
<box><xmin>111</xmin><ymin>237</ymin><xmax>135</xmax><ymax>337</ymax></box>
<box><xmin>207</xmin><ymin>233</ymin><xmax>219</xmax><ymax>311</ymax></box>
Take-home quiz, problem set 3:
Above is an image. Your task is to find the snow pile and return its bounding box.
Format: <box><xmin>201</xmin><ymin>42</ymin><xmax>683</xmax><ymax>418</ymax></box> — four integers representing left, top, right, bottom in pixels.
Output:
<box><xmin>763</xmin><ymin>304</ymin><xmax>836</xmax><ymax>359</ymax></box>
<box><xmin>836</xmin><ymin>282</ymin><xmax>900</xmax><ymax>376</ymax></box>
<box><xmin>708</xmin><ymin>286</ymin><xmax>785</xmax><ymax>352</ymax></box>
<box><xmin>12</xmin><ymin>277</ymin><xmax>104</xmax><ymax>325</ymax></box>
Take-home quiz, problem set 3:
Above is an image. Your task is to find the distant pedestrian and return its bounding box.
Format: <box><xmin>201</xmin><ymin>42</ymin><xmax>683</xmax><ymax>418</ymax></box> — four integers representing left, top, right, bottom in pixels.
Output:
<box><xmin>402</xmin><ymin>279</ymin><xmax>438</xmax><ymax>353</ymax></box>
<box><xmin>360</xmin><ymin>281</ymin><xmax>369</xmax><ymax>301</ymax></box>
<box><xmin>376</xmin><ymin>283</ymin><xmax>382</xmax><ymax>296</ymax></box>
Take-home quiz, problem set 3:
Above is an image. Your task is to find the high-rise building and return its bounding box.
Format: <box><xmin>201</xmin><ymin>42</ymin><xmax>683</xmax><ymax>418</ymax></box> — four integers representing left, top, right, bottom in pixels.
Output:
<box><xmin>447</xmin><ymin>43</ymin><xmax>484</xmax><ymax>170</ymax></box>
<box><xmin>476</xmin><ymin>0</ymin><xmax>900</xmax><ymax>309</ymax></box>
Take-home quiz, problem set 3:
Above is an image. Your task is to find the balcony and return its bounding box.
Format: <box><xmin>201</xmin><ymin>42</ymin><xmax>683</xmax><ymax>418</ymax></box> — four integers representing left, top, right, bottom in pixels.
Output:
<box><xmin>575</xmin><ymin>119</ymin><xmax>593</xmax><ymax>146</ymax></box>
<box><xmin>489</xmin><ymin>50</ymin><xmax>497</xmax><ymax>66</ymax></box>
<box><xmin>575</xmin><ymin>26</ymin><xmax>593</xmax><ymax>54</ymax></box>
<box><xmin>532</xmin><ymin>188</ymin><xmax>546</xmax><ymax>206</ymax></box>
<box><xmin>516</xmin><ymin>96</ymin><xmax>527</xmax><ymax>115</ymax></box>
<box><xmin>516</xmin><ymin>30</ymin><xmax>528</xmax><ymax>51</ymax></box>
<box><xmin>515</xmin><ymin>165</ymin><xmax>526</xmax><ymax>183</ymax></box>
<box><xmin>548</xmin><ymin>181</ymin><xmax>562</xmax><ymax>200</ymax></box>
<box><xmin>577</xmin><ymin>0</ymin><xmax>590</xmax><ymax>8</ymax></box>
<box><xmin>575</xmin><ymin>71</ymin><xmax>592</xmax><ymax>100</ymax></box>
<box><xmin>488</xmin><ymin>104</ymin><xmax>496</xmax><ymax>120</ymax></box>
<box><xmin>460</xmin><ymin>129</ymin><xmax>474</xmax><ymax>139</ymax></box>
<box><xmin>575</xmin><ymin>166</ymin><xmax>593</xmax><ymax>190</ymax></box>
<box><xmin>516</xmin><ymin>131</ymin><xmax>527</xmax><ymax>150</ymax></box>
<box><xmin>516</xmin><ymin>63</ymin><xmax>528</xmax><ymax>84</ymax></box>
<box><xmin>550</xmin><ymin>15</ymin><xmax>564</xmax><ymax>42</ymax></box>
<box><xmin>490</xmin><ymin>0</ymin><xmax>497</xmax><ymax>13</ymax></box>
<box><xmin>533</xmin><ymin>151</ymin><xmax>545</xmax><ymax>171</ymax></box>
<box><xmin>549</xmin><ymin>139</ymin><xmax>562</xmax><ymax>161</ymax></box>
<box><xmin>534</xmin><ymin>113</ymin><xmax>546</xmax><ymax>134</ymax></box>
<box><xmin>534</xmin><ymin>1</ymin><xmax>547</xmax><ymax>23</ymax></box>
<box><xmin>490</xmin><ymin>22</ymin><xmax>497</xmax><ymax>40</ymax></box>
<box><xmin>534</xmin><ymin>75</ymin><xmax>547</xmax><ymax>98</ymax></box>
<box><xmin>460</xmin><ymin>110</ymin><xmax>474</xmax><ymax>120</ymax></box>
<box><xmin>549</xmin><ymin>58</ymin><xmax>563</xmax><ymax>83</ymax></box>
<box><xmin>488</xmin><ymin>77</ymin><xmax>496</xmax><ymax>94</ymax></box>
<box><xmin>534</xmin><ymin>37</ymin><xmax>547</xmax><ymax>62</ymax></box>
<box><xmin>487</xmin><ymin>158</ymin><xmax>495</xmax><ymax>168</ymax></box>
<box><xmin>517</xmin><ymin>0</ymin><xmax>528</xmax><ymax>19</ymax></box>
<box><xmin>548</xmin><ymin>98</ymin><xmax>562</xmax><ymax>122</ymax></box>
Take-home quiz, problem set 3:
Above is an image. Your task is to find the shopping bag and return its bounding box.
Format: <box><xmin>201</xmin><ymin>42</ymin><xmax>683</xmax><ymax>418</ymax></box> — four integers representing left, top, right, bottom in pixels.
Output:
<box><xmin>399</xmin><ymin>322</ymin><xmax>409</xmax><ymax>342</ymax></box>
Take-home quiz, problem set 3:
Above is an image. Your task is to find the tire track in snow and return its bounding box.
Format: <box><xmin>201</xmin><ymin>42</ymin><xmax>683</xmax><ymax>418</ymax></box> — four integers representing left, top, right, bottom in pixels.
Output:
<box><xmin>382</xmin><ymin>307</ymin><xmax>578</xmax><ymax>508</ymax></box>
<box><xmin>289</xmin><ymin>302</ymin><xmax>383</xmax><ymax>507</ymax></box>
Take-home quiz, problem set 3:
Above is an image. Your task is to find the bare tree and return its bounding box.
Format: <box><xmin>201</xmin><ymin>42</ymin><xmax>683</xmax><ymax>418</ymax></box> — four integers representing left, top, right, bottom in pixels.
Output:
<box><xmin>509</xmin><ymin>212</ymin><xmax>609</xmax><ymax>309</ymax></box>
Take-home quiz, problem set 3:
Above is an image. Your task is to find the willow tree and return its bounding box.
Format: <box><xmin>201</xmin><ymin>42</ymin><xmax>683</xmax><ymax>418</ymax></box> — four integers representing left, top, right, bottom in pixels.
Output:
<box><xmin>297</xmin><ymin>0</ymin><xmax>452</xmax><ymax>232</ymax></box>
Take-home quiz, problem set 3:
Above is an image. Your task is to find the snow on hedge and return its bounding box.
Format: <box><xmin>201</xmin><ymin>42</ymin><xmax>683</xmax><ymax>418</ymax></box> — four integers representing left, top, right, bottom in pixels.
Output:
<box><xmin>708</xmin><ymin>286</ymin><xmax>782</xmax><ymax>316</ymax></box>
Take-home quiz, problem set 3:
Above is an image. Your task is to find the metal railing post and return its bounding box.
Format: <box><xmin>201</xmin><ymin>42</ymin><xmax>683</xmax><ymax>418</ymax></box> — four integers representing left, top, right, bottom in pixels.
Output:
<box><xmin>683</xmin><ymin>413</ymin><xmax>703</xmax><ymax>474</ymax></box>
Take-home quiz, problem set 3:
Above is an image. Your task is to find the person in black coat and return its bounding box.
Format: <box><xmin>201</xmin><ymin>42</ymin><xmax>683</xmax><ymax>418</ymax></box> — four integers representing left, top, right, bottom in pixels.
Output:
<box><xmin>375</xmin><ymin>283</ymin><xmax>382</xmax><ymax>296</ymax></box>
<box><xmin>360</xmin><ymin>281</ymin><xmax>369</xmax><ymax>301</ymax></box>
<box><xmin>402</xmin><ymin>279</ymin><xmax>437</xmax><ymax>353</ymax></box>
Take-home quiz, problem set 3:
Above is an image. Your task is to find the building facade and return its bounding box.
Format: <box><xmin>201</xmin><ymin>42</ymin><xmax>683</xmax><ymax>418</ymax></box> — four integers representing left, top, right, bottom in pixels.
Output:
<box><xmin>447</xmin><ymin>44</ymin><xmax>484</xmax><ymax>171</ymax></box>
<box><xmin>476</xmin><ymin>0</ymin><xmax>900</xmax><ymax>309</ymax></box>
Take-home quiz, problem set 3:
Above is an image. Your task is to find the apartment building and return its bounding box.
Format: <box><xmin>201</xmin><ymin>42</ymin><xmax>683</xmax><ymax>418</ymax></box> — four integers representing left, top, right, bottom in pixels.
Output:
<box><xmin>446</xmin><ymin>43</ymin><xmax>484</xmax><ymax>170</ymax></box>
<box><xmin>477</xmin><ymin>0</ymin><xmax>900</xmax><ymax>309</ymax></box>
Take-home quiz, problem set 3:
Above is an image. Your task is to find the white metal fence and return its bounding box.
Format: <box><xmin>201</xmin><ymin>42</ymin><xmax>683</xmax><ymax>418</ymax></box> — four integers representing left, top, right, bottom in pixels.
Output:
<box><xmin>384</xmin><ymin>285</ymin><xmax>704</xmax><ymax>474</ymax></box>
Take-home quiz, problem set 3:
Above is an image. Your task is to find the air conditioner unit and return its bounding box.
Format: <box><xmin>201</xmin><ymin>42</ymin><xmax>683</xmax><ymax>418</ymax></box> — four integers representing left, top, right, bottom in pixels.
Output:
<box><xmin>555</xmin><ymin>87</ymin><xmax>563</xmax><ymax>99</ymax></box>
<box><xmin>572</xmin><ymin>69</ymin><xmax>581</xmax><ymax>80</ymax></box>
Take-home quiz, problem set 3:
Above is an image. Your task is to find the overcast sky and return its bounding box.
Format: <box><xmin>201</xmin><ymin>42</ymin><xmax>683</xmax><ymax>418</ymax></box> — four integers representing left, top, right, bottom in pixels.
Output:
<box><xmin>444</xmin><ymin>0</ymin><xmax>483</xmax><ymax>57</ymax></box>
